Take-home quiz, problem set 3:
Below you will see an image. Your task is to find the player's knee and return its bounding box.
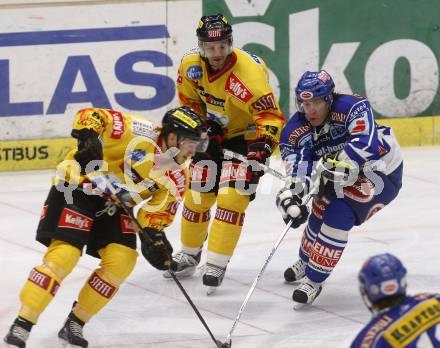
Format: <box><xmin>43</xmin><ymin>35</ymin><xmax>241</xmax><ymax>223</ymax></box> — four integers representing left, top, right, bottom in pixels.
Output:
<box><xmin>323</xmin><ymin>200</ymin><xmax>355</xmax><ymax>231</ymax></box>
<box><xmin>216</xmin><ymin>187</ymin><xmax>250</xmax><ymax>212</ymax></box>
<box><xmin>98</xmin><ymin>243</ymin><xmax>138</xmax><ymax>282</ymax></box>
<box><xmin>43</xmin><ymin>240</ymin><xmax>81</xmax><ymax>280</ymax></box>
<box><xmin>185</xmin><ymin>190</ymin><xmax>216</xmax><ymax>211</ymax></box>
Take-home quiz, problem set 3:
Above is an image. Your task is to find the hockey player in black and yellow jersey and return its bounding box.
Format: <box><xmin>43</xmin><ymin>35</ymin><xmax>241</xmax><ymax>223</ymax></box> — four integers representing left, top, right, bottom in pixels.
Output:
<box><xmin>164</xmin><ymin>14</ymin><xmax>285</xmax><ymax>293</ymax></box>
<box><xmin>3</xmin><ymin>106</ymin><xmax>205</xmax><ymax>348</ymax></box>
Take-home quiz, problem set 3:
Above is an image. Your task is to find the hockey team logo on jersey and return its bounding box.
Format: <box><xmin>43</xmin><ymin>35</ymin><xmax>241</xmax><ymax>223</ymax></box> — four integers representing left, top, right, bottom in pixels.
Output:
<box><xmin>108</xmin><ymin>110</ymin><xmax>125</xmax><ymax>139</ymax></box>
<box><xmin>120</xmin><ymin>215</ymin><xmax>135</xmax><ymax>234</ymax></box>
<box><xmin>225</xmin><ymin>72</ymin><xmax>253</xmax><ymax>103</ymax></box>
<box><xmin>58</xmin><ymin>208</ymin><xmax>93</xmax><ymax>232</ymax></box>
<box><xmin>300</xmin><ymin>91</ymin><xmax>314</xmax><ymax>100</ymax></box>
<box><xmin>251</xmin><ymin>93</ymin><xmax>277</xmax><ymax>111</ymax></box>
<box><xmin>186</xmin><ymin>65</ymin><xmax>203</xmax><ymax>80</ymax></box>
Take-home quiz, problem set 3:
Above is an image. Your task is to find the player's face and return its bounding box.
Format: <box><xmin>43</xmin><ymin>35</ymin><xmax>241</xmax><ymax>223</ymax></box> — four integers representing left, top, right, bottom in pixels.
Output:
<box><xmin>202</xmin><ymin>40</ymin><xmax>231</xmax><ymax>71</ymax></box>
<box><xmin>175</xmin><ymin>137</ymin><xmax>199</xmax><ymax>164</ymax></box>
<box><xmin>302</xmin><ymin>97</ymin><xmax>330</xmax><ymax>126</ymax></box>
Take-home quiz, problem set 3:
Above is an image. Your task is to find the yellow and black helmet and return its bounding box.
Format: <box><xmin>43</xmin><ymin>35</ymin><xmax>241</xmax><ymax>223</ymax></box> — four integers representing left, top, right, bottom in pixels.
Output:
<box><xmin>161</xmin><ymin>106</ymin><xmax>205</xmax><ymax>141</ymax></box>
<box><xmin>196</xmin><ymin>13</ymin><xmax>232</xmax><ymax>43</ymax></box>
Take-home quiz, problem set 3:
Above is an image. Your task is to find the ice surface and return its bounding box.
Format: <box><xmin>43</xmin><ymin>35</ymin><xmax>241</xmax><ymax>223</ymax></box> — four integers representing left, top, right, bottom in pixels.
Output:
<box><xmin>1</xmin><ymin>147</ymin><xmax>439</xmax><ymax>347</ymax></box>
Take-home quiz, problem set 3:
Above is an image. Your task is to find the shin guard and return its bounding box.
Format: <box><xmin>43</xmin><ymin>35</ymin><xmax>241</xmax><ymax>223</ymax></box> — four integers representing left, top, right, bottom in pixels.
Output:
<box><xmin>73</xmin><ymin>243</ymin><xmax>137</xmax><ymax>323</ymax></box>
<box><xmin>19</xmin><ymin>240</ymin><xmax>81</xmax><ymax>323</ymax></box>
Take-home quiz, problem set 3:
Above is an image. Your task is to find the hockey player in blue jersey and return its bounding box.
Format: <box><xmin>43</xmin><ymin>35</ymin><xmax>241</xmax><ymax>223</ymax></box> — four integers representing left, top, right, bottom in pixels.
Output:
<box><xmin>276</xmin><ymin>70</ymin><xmax>403</xmax><ymax>306</ymax></box>
<box><xmin>350</xmin><ymin>253</ymin><xmax>440</xmax><ymax>347</ymax></box>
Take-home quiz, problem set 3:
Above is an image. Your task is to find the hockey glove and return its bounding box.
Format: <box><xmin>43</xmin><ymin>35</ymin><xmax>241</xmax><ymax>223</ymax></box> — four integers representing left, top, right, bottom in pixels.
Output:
<box><xmin>205</xmin><ymin>120</ymin><xmax>225</xmax><ymax>159</ymax></box>
<box><xmin>247</xmin><ymin>137</ymin><xmax>273</xmax><ymax>163</ymax></box>
<box><xmin>72</xmin><ymin>128</ymin><xmax>103</xmax><ymax>175</ymax></box>
<box><xmin>139</xmin><ymin>228</ymin><xmax>173</xmax><ymax>271</ymax></box>
<box><xmin>246</xmin><ymin>137</ymin><xmax>274</xmax><ymax>180</ymax></box>
<box><xmin>320</xmin><ymin>150</ymin><xmax>358</xmax><ymax>183</ymax></box>
<box><xmin>276</xmin><ymin>184</ymin><xmax>309</xmax><ymax>228</ymax></box>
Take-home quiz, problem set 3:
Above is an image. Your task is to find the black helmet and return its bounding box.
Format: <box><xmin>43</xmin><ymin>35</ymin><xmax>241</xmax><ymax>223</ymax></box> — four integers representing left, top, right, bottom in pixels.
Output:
<box><xmin>161</xmin><ymin>106</ymin><xmax>205</xmax><ymax>141</ymax></box>
<box><xmin>196</xmin><ymin>14</ymin><xmax>232</xmax><ymax>43</ymax></box>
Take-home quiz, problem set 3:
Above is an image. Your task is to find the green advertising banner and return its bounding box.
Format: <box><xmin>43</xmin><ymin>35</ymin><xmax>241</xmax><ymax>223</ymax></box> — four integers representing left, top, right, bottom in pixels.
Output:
<box><xmin>203</xmin><ymin>0</ymin><xmax>440</xmax><ymax>119</ymax></box>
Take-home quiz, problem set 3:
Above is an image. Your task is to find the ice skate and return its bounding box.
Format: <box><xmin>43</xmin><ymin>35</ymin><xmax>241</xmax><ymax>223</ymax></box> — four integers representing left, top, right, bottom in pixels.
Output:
<box><xmin>163</xmin><ymin>250</ymin><xmax>201</xmax><ymax>279</ymax></box>
<box><xmin>203</xmin><ymin>263</ymin><xmax>226</xmax><ymax>295</ymax></box>
<box><xmin>284</xmin><ymin>259</ymin><xmax>307</xmax><ymax>283</ymax></box>
<box><xmin>57</xmin><ymin>313</ymin><xmax>88</xmax><ymax>348</ymax></box>
<box><xmin>292</xmin><ymin>276</ymin><xmax>323</xmax><ymax>309</ymax></box>
<box><xmin>3</xmin><ymin>317</ymin><xmax>32</xmax><ymax>348</ymax></box>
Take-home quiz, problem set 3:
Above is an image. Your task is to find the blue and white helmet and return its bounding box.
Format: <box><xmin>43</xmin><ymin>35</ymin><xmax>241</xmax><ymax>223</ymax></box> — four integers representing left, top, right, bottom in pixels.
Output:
<box><xmin>358</xmin><ymin>253</ymin><xmax>407</xmax><ymax>312</ymax></box>
<box><xmin>295</xmin><ymin>70</ymin><xmax>335</xmax><ymax>111</ymax></box>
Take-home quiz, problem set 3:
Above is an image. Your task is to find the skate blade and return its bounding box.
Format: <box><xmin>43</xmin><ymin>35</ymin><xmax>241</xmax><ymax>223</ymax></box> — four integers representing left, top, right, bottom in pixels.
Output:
<box><xmin>205</xmin><ymin>286</ymin><xmax>217</xmax><ymax>296</ymax></box>
<box><xmin>57</xmin><ymin>338</ymin><xmax>84</xmax><ymax>348</ymax></box>
<box><xmin>162</xmin><ymin>266</ymin><xmax>196</xmax><ymax>279</ymax></box>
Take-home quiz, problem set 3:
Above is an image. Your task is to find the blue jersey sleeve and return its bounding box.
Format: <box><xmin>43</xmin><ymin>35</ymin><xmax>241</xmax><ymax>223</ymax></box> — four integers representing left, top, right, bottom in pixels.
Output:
<box><xmin>342</xmin><ymin>98</ymin><xmax>388</xmax><ymax>166</ymax></box>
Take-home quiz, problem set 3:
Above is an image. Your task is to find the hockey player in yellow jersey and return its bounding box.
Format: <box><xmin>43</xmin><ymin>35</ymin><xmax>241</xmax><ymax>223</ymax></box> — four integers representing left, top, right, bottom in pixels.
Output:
<box><xmin>3</xmin><ymin>106</ymin><xmax>205</xmax><ymax>348</ymax></box>
<box><xmin>164</xmin><ymin>14</ymin><xmax>285</xmax><ymax>293</ymax></box>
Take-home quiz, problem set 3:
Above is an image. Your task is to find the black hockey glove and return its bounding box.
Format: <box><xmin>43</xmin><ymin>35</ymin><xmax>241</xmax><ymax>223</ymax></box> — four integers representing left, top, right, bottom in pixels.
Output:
<box><xmin>72</xmin><ymin>128</ymin><xmax>103</xmax><ymax>175</ymax></box>
<box><xmin>320</xmin><ymin>150</ymin><xmax>358</xmax><ymax>183</ymax></box>
<box><xmin>205</xmin><ymin>120</ymin><xmax>225</xmax><ymax>159</ymax></box>
<box><xmin>139</xmin><ymin>228</ymin><xmax>173</xmax><ymax>271</ymax></box>
<box><xmin>247</xmin><ymin>137</ymin><xmax>273</xmax><ymax>163</ymax></box>
<box><xmin>246</xmin><ymin>137</ymin><xmax>274</xmax><ymax>179</ymax></box>
<box><xmin>276</xmin><ymin>184</ymin><xmax>309</xmax><ymax>228</ymax></box>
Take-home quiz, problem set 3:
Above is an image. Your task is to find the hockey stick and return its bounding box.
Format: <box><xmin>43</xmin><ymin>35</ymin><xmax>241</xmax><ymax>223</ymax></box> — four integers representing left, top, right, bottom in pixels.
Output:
<box><xmin>222</xmin><ymin>149</ymin><xmax>290</xmax><ymax>184</ymax></box>
<box><xmin>98</xmin><ymin>173</ymin><xmax>223</xmax><ymax>348</ymax></box>
<box><xmin>220</xmin><ymin>174</ymin><xmax>321</xmax><ymax>348</ymax></box>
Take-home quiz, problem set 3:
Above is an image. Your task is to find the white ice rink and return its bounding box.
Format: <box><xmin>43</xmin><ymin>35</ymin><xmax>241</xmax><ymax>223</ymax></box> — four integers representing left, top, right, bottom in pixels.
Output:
<box><xmin>1</xmin><ymin>147</ymin><xmax>439</xmax><ymax>348</ymax></box>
